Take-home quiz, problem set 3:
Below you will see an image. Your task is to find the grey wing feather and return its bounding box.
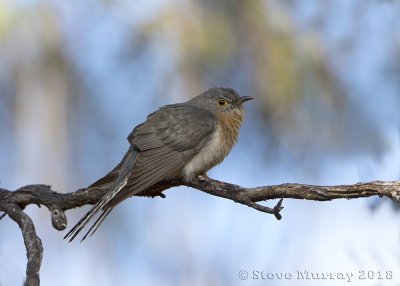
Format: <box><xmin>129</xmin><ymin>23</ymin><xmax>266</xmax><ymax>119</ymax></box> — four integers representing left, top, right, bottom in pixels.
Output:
<box><xmin>106</xmin><ymin>104</ymin><xmax>217</xmax><ymax>208</ymax></box>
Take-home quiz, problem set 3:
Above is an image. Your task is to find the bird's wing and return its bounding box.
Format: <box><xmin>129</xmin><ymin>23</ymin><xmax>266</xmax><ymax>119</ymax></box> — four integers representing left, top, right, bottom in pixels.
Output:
<box><xmin>108</xmin><ymin>104</ymin><xmax>218</xmax><ymax>207</ymax></box>
<box><xmin>64</xmin><ymin>104</ymin><xmax>216</xmax><ymax>242</ymax></box>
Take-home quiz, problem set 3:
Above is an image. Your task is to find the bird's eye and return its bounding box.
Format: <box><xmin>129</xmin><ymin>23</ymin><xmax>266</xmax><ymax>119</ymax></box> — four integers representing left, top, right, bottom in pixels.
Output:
<box><xmin>217</xmin><ymin>99</ymin><xmax>228</xmax><ymax>107</ymax></box>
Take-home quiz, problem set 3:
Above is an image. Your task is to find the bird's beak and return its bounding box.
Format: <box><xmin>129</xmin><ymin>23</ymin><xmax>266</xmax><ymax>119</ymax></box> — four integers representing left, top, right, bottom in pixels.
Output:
<box><xmin>240</xmin><ymin>96</ymin><xmax>254</xmax><ymax>103</ymax></box>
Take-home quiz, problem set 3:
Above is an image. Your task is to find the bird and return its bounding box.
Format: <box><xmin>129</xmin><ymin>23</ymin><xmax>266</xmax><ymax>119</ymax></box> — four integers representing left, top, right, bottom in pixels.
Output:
<box><xmin>64</xmin><ymin>87</ymin><xmax>253</xmax><ymax>242</ymax></box>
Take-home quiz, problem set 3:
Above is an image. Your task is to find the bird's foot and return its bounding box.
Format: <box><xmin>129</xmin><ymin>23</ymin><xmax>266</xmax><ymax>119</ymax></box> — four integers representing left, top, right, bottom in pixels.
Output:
<box><xmin>196</xmin><ymin>174</ymin><xmax>210</xmax><ymax>181</ymax></box>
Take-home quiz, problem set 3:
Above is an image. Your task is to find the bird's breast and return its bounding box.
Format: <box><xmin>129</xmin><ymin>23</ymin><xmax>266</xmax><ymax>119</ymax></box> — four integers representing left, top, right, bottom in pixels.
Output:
<box><xmin>181</xmin><ymin>108</ymin><xmax>244</xmax><ymax>180</ymax></box>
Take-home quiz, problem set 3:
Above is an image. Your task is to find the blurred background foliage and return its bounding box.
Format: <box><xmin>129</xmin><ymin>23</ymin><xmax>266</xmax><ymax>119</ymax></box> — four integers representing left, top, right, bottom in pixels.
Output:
<box><xmin>0</xmin><ymin>0</ymin><xmax>400</xmax><ymax>285</ymax></box>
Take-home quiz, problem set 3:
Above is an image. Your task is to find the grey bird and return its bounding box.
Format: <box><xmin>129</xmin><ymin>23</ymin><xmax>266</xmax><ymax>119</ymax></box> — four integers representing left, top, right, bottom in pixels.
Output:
<box><xmin>64</xmin><ymin>87</ymin><xmax>253</xmax><ymax>241</ymax></box>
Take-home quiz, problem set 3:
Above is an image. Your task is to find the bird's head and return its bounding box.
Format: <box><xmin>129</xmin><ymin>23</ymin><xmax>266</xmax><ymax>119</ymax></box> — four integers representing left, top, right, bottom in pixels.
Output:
<box><xmin>188</xmin><ymin>87</ymin><xmax>253</xmax><ymax>115</ymax></box>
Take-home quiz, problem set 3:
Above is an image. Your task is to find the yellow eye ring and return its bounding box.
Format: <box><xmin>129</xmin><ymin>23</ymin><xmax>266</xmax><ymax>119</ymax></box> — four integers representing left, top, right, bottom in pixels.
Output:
<box><xmin>217</xmin><ymin>99</ymin><xmax>227</xmax><ymax>107</ymax></box>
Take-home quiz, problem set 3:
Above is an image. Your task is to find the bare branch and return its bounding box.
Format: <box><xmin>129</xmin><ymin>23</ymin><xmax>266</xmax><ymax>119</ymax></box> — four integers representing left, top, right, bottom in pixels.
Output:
<box><xmin>1</xmin><ymin>176</ymin><xmax>399</xmax><ymax>285</ymax></box>
<box><xmin>137</xmin><ymin>177</ymin><xmax>400</xmax><ymax>219</ymax></box>
<box><xmin>1</xmin><ymin>203</ymin><xmax>42</xmax><ymax>286</ymax></box>
<box><xmin>181</xmin><ymin>176</ymin><xmax>400</xmax><ymax>215</ymax></box>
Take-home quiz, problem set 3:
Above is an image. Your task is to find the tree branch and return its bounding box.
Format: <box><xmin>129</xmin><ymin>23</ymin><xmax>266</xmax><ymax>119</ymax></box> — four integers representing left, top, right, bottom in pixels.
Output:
<box><xmin>1</xmin><ymin>203</ymin><xmax>42</xmax><ymax>286</ymax></box>
<box><xmin>1</xmin><ymin>177</ymin><xmax>400</xmax><ymax>285</ymax></box>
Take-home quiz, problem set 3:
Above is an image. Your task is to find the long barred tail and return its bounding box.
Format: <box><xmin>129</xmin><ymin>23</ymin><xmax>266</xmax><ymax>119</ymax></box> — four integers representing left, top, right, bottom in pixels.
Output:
<box><xmin>64</xmin><ymin>147</ymin><xmax>138</xmax><ymax>242</ymax></box>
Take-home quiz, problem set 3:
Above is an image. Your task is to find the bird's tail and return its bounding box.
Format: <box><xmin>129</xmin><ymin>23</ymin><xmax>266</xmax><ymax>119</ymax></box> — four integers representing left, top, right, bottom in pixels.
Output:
<box><xmin>64</xmin><ymin>146</ymin><xmax>138</xmax><ymax>242</ymax></box>
<box><xmin>63</xmin><ymin>179</ymin><xmax>126</xmax><ymax>242</ymax></box>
